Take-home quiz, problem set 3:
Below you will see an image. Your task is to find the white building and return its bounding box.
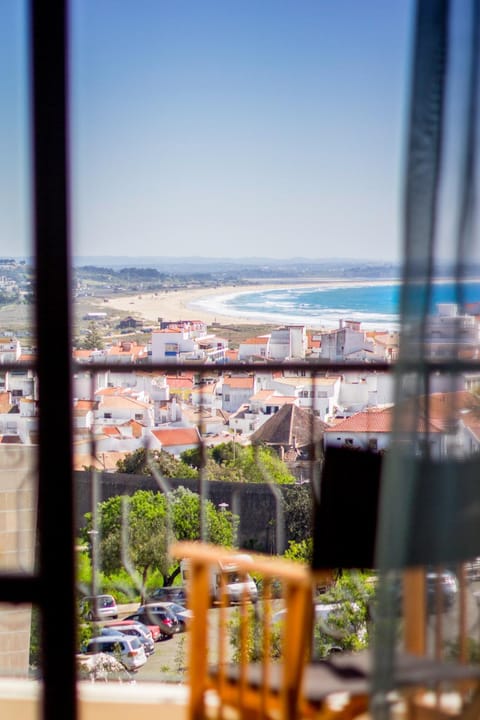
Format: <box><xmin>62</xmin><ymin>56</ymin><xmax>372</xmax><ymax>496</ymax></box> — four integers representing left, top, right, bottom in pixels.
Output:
<box><xmin>320</xmin><ymin>320</ymin><xmax>375</xmax><ymax>361</ymax></box>
<box><xmin>238</xmin><ymin>336</ymin><xmax>270</xmax><ymax>361</ymax></box>
<box><xmin>0</xmin><ymin>337</ymin><xmax>21</xmax><ymax>363</ymax></box>
<box><xmin>271</xmin><ymin>375</ymin><xmax>341</xmax><ymax>421</ymax></box>
<box><xmin>425</xmin><ymin>303</ymin><xmax>480</xmax><ymax>357</ymax></box>
<box><xmin>221</xmin><ymin>375</ymin><xmax>257</xmax><ymax>413</ymax></box>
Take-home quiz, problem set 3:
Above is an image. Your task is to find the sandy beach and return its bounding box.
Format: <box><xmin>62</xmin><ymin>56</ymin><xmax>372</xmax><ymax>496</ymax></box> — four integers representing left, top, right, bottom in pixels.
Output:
<box><xmin>102</xmin><ymin>282</ymin><xmax>322</xmax><ymax>326</ymax></box>
<box><xmin>101</xmin><ymin>278</ymin><xmax>401</xmax><ymax>328</ymax></box>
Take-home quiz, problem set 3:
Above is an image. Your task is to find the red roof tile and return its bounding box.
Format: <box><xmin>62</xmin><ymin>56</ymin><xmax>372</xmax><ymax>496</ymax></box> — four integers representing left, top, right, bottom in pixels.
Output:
<box><xmin>151</xmin><ymin>427</ymin><xmax>201</xmax><ymax>446</ymax></box>
<box><xmin>223</xmin><ymin>377</ymin><xmax>254</xmax><ymax>389</ymax></box>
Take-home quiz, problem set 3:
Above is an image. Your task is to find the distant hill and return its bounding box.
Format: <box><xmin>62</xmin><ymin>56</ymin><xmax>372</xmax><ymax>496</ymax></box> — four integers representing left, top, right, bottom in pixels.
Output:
<box><xmin>73</xmin><ymin>256</ymin><xmax>402</xmax><ymax>280</ymax></box>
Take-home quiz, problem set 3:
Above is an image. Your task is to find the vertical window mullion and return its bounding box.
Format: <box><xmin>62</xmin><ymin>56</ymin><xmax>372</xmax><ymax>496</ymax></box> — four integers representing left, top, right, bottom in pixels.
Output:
<box><xmin>31</xmin><ymin>1</ymin><xmax>76</xmax><ymax>718</ymax></box>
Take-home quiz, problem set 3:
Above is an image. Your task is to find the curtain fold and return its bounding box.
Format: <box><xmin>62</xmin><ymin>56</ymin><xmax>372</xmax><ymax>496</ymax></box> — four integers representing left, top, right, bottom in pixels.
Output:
<box><xmin>372</xmin><ymin>0</ymin><xmax>480</xmax><ymax>713</ymax></box>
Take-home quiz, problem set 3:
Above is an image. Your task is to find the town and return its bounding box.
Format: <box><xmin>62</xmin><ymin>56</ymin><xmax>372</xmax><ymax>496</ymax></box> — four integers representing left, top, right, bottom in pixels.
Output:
<box><xmin>1</xmin><ymin>300</ymin><xmax>479</xmax><ymax>475</ymax></box>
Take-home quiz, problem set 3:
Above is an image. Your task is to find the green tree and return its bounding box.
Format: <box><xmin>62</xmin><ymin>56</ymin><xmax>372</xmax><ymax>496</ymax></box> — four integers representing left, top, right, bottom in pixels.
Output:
<box><xmin>181</xmin><ymin>442</ymin><xmax>296</xmax><ymax>484</ymax></box>
<box><xmin>313</xmin><ymin>572</ymin><xmax>375</xmax><ymax>655</ymax></box>
<box><xmin>236</xmin><ymin>445</ymin><xmax>295</xmax><ymax>484</ymax></box>
<box><xmin>283</xmin><ymin>538</ymin><xmax>313</xmax><ymax>564</ymax></box>
<box><xmin>116</xmin><ymin>447</ymin><xmax>198</xmax><ymax>478</ymax></box>
<box><xmin>80</xmin><ymin>321</ymin><xmax>104</xmax><ymax>350</ymax></box>
<box><xmin>82</xmin><ymin>487</ymin><xmax>237</xmax><ymax>597</ymax></box>
<box><xmin>282</xmin><ymin>484</ymin><xmax>313</xmax><ymax>543</ymax></box>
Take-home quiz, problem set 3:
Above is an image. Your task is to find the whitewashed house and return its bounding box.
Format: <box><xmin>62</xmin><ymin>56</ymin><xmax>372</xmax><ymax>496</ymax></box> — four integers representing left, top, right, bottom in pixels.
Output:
<box><xmin>319</xmin><ymin>320</ymin><xmax>375</xmax><ymax>361</ymax></box>
<box><xmin>148</xmin><ymin>426</ymin><xmax>202</xmax><ymax>455</ymax></box>
<box><xmin>221</xmin><ymin>375</ymin><xmax>257</xmax><ymax>413</ymax></box>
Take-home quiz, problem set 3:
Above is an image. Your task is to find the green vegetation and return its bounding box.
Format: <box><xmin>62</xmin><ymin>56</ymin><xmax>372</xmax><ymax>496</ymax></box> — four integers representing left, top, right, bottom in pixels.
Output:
<box><xmin>283</xmin><ymin>538</ymin><xmax>313</xmax><ymax>564</ymax></box>
<box><xmin>182</xmin><ymin>441</ymin><xmax>296</xmax><ymax>483</ymax></box>
<box><xmin>77</xmin><ymin>321</ymin><xmax>104</xmax><ymax>350</ymax></box>
<box><xmin>313</xmin><ymin>572</ymin><xmax>374</xmax><ymax>655</ymax></box>
<box><xmin>228</xmin><ymin>570</ymin><xmax>375</xmax><ymax>665</ymax></box>
<box><xmin>282</xmin><ymin>485</ymin><xmax>313</xmax><ymax>541</ymax></box>
<box><xmin>81</xmin><ymin>487</ymin><xmax>237</xmax><ymax>600</ymax></box>
<box><xmin>116</xmin><ymin>443</ymin><xmax>296</xmax><ymax>484</ymax></box>
<box><xmin>116</xmin><ymin>447</ymin><xmax>197</xmax><ymax>478</ymax></box>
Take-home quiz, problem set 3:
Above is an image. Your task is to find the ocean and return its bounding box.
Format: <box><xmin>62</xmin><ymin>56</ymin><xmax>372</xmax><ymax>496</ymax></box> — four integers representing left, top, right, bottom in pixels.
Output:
<box><xmin>192</xmin><ymin>280</ymin><xmax>480</xmax><ymax>329</ymax></box>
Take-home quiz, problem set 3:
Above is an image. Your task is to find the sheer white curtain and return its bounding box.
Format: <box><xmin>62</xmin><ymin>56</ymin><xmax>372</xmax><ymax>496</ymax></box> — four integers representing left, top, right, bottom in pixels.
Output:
<box><xmin>373</xmin><ymin>0</ymin><xmax>480</xmax><ymax>710</ymax></box>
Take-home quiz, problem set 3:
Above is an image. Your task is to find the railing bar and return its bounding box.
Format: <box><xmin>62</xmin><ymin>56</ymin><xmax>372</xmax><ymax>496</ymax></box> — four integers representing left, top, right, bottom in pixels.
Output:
<box><xmin>218</xmin><ymin>571</ymin><xmax>226</xmax><ymax>720</ymax></box>
<box><xmin>261</xmin><ymin>576</ymin><xmax>272</xmax><ymax>720</ymax></box>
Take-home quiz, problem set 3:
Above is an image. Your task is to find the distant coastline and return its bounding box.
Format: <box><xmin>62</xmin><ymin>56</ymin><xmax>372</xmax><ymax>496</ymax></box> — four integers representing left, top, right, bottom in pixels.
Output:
<box><xmin>102</xmin><ymin>278</ymin><xmax>402</xmax><ymax>329</ymax></box>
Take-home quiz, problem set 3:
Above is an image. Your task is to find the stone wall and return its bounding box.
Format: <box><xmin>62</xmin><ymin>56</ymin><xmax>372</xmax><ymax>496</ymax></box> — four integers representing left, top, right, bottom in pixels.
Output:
<box><xmin>75</xmin><ymin>471</ymin><xmax>306</xmax><ymax>554</ymax></box>
<box><xmin>0</xmin><ymin>445</ymin><xmax>36</xmax><ymax>676</ymax></box>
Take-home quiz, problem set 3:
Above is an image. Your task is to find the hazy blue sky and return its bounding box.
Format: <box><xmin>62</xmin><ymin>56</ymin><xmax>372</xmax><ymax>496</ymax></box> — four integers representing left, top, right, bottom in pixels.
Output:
<box><xmin>1</xmin><ymin>1</ymin><xmax>414</xmax><ymax>261</ymax></box>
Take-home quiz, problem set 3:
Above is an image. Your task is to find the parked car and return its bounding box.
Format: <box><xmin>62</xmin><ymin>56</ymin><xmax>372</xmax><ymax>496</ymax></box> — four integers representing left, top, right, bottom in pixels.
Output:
<box><xmin>80</xmin><ymin>594</ymin><xmax>118</xmax><ymax>621</ymax></box>
<box><xmin>161</xmin><ymin>602</ymin><xmax>193</xmax><ymax>631</ymax></box>
<box><xmin>273</xmin><ymin>602</ymin><xmax>363</xmax><ymax>638</ymax></box>
<box><xmin>124</xmin><ymin>604</ymin><xmax>179</xmax><ymax>639</ymax></box>
<box><xmin>84</xmin><ymin>634</ymin><xmax>147</xmax><ymax>672</ymax></box>
<box><xmin>101</xmin><ymin>623</ymin><xmax>155</xmax><ymax>656</ymax></box>
<box><xmin>369</xmin><ymin>570</ymin><xmax>458</xmax><ymax>617</ymax></box>
<box><xmin>147</xmin><ymin>586</ymin><xmax>187</xmax><ymax>604</ymax></box>
<box><xmin>426</xmin><ymin>571</ymin><xmax>458</xmax><ymax>612</ymax></box>
<box><xmin>106</xmin><ymin>619</ymin><xmax>161</xmax><ymax>643</ymax></box>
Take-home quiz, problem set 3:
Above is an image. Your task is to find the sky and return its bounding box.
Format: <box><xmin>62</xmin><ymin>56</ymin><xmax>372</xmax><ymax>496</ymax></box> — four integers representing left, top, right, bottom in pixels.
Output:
<box><xmin>1</xmin><ymin>1</ymin><xmax>414</xmax><ymax>262</ymax></box>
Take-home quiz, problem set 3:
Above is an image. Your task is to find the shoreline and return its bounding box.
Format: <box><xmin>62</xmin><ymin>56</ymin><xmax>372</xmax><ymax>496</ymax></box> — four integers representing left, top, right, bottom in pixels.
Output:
<box><xmin>100</xmin><ymin>278</ymin><xmax>401</xmax><ymax>328</ymax></box>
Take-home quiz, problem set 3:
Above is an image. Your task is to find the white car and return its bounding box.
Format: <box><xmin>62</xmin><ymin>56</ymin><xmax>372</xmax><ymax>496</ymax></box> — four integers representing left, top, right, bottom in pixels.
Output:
<box><xmin>85</xmin><ymin>634</ymin><xmax>147</xmax><ymax>672</ymax></box>
<box><xmin>272</xmin><ymin>601</ymin><xmax>364</xmax><ymax>642</ymax></box>
<box><xmin>80</xmin><ymin>594</ymin><xmax>118</xmax><ymax>621</ymax></box>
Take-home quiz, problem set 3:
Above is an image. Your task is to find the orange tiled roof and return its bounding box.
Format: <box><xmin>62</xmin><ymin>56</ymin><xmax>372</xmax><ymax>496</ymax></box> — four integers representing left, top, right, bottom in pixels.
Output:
<box><xmin>241</xmin><ymin>337</ymin><xmax>270</xmax><ymax>345</ymax></box>
<box><xmin>151</xmin><ymin>427</ymin><xmax>201</xmax><ymax>446</ymax></box>
<box><xmin>250</xmin><ymin>390</ymin><xmax>273</xmax><ymax>400</ymax></box>
<box><xmin>0</xmin><ymin>392</ymin><xmax>13</xmax><ymax>413</ymax></box>
<box><xmin>325</xmin><ymin>405</ymin><xmax>444</xmax><ymax>434</ymax></box>
<box><xmin>100</xmin><ymin>395</ymin><xmax>149</xmax><ymax>410</ymax></box>
<box><xmin>75</xmin><ymin>399</ymin><xmax>96</xmax><ymax>410</ymax></box>
<box><xmin>96</xmin><ymin>387</ymin><xmax>126</xmax><ymax>396</ymax></box>
<box><xmin>107</xmin><ymin>343</ymin><xmax>147</xmax><ymax>358</ymax></box>
<box><xmin>167</xmin><ymin>376</ymin><xmax>194</xmax><ymax>390</ymax></box>
<box><xmin>223</xmin><ymin>377</ymin><xmax>254</xmax><ymax>389</ymax></box>
<box><xmin>103</xmin><ymin>425</ymin><xmax>122</xmax><ymax>437</ymax></box>
<box><xmin>126</xmin><ymin>419</ymin><xmax>145</xmax><ymax>438</ymax></box>
<box><xmin>324</xmin><ymin>408</ymin><xmax>395</xmax><ymax>433</ymax></box>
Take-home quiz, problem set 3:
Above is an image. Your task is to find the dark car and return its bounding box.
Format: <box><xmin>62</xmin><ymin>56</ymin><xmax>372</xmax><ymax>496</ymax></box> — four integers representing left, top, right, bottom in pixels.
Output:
<box><xmin>124</xmin><ymin>604</ymin><xmax>179</xmax><ymax>639</ymax></box>
<box><xmin>147</xmin><ymin>586</ymin><xmax>187</xmax><ymax>604</ymax></box>
<box><xmin>161</xmin><ymin>602</ymin><xmax>193</xmax><ymax>632</ymax></box>
<box><xmin>370</xmin><ymin>570</ymin><xmax>458</xmax><ymax>618</ymax></box>
<box><xmin>426</xmin><ymin>571</ymin><xmax>458</xmax><ymax>612</ymax></box>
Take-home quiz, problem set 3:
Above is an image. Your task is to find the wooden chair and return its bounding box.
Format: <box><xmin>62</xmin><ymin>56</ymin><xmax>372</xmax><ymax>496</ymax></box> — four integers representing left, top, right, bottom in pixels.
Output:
<box><xmin>171</xmin><ymin>540</ymin><xmax>318</xmax><ymax>720</ymax></box>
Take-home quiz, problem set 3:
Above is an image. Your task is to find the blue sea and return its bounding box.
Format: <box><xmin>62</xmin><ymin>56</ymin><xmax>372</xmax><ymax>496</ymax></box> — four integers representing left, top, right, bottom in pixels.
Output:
<box><xmin>193</xmin><ymin>280</ymin><xmax>480</xmax><ymax>329</ymax></box>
